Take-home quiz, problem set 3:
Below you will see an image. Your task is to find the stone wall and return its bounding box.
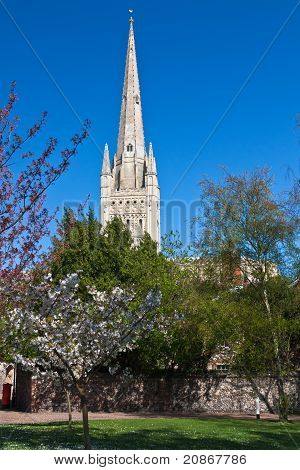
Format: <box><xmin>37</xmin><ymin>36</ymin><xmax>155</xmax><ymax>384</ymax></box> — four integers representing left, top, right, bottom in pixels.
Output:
<box><xmin>0</xmin><ymin>363</ymin><xmax>6</xmax><ymax>401</ymax></box>
<box><xmin>29</xmin><ymin>373</ymin><xmax>300</xmax><ymax>414</ymax></box>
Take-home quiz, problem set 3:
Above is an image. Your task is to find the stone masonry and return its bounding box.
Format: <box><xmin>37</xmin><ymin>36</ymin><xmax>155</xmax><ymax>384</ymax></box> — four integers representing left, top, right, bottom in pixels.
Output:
<box><xmin>25</xmin><ymin>373</ymin><xmax>300</xmax><ymax>415</ymax></box>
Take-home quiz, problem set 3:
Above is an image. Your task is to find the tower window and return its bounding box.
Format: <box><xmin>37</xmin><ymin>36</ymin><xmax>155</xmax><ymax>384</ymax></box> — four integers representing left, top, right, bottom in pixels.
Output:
<box><xmin>127</xmin><ymin>143</ymin><xmax>133</xmax><ymax>152</ymax></box>
<box><xmin>139</xmin><ymin>219</ymin><xmax>143</xmax><ymax>229</ymax></box>
<box><xmin>126</xmin><ymin>219</ymin><xmax>130</xmax><ymax>227</ymax></box>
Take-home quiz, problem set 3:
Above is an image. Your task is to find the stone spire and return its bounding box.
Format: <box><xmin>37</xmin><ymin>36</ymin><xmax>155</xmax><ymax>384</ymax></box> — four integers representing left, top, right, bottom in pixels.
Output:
<box><xmin>100</xmin><ymin>18</ymin><xmax>160</xmax><ymax>247</ymax></box>
<box><xmin>148</xmin><ymin>142</ymin><xmax>157</xmax><ymax>175</ymax></box>
<box><xmin>115</xmin><ymin>16</ymin><xmax>145</xmax><ymax>189</ymax></box>
<box><xmin>101</xmin><ymin>143</ymin><xmax>111</xmax><ymax>175</ymax></box>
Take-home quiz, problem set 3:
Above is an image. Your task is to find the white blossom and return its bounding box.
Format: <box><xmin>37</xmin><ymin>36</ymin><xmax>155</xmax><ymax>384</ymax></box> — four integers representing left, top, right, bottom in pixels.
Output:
<box><xmin>9</xmin><ymin>273</ymin><xmax>161</xmax><ymax>388</ymax></box>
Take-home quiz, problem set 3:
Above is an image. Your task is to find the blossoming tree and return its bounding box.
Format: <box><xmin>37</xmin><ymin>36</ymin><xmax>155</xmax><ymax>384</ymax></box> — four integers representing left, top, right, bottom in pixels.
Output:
<box><xmin>0</xmin><ymin>83</ymin><xmax>89</xmax><ymax>319</ymax></box>
<box><xmin>11</xmin><ymin>273</ymin><xmax>161</xmax><ymax>449</ymax></box>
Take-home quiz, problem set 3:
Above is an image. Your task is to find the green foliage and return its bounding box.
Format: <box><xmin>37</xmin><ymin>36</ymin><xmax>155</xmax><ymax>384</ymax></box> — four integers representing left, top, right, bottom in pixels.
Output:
<box><xmin>51</xmin><ymin>209</ymin><xmax>174</xmax><ymax>297</ymax></box>
<box><xmin>231</xmin><ymin>277</ymin><xmax>300</xmax><ymax>376</ymax></box>
<box><xmin>51</xmin><ymin>209</ymin><xmax>133</xmax><ymax>291</ymax></box>
<box><xmin>161</xmin><ymin>230</ymin><xmax>194</xmax><ymax>258</ymax></box>
<box><xmin>49</xmin><ymin>211</ymin><xmax>185</xmax><ymax>374</ymax></box>
<box><xmin>130</xmin><ymin>320</ymin><xmax>212</xmax><ymax>375</ymax></box>
<box><xmin>197</xmin><ymin>168</ymin><xmax>299</xmax><ymax>281</ymax></box>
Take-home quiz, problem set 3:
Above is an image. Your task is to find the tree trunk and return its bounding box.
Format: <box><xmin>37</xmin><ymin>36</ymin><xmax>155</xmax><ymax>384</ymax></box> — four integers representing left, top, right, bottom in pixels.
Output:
<box><xmin>262</xmin><ymin>288</ymin><xmax>289</xmax><ymax>421</ymax></box>
<box><xmin>80</xmin><ymin>393</ymin><xmax>91</xmax><ymax>450</ymax></box>
<box><xmin>65</xmin><ymin>389</ymin><xmax>72</xmax><ymax>428</ymax></box>
<box><xmin>277</xmin><ymin>376</ymin><xmax>289</xmax><ymax>421</ymax></box>
<box><xmin>246</xmin><ymin>375</ymin><xmax>275</xmax><ymax>414</ymax></box>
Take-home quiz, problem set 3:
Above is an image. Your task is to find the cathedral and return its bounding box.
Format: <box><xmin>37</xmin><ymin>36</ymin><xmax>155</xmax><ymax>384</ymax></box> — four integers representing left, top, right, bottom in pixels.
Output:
<box><xmin>100</xmin><ymin>18</ymin><xmax>160</xmax><ymax>246</ymax></box>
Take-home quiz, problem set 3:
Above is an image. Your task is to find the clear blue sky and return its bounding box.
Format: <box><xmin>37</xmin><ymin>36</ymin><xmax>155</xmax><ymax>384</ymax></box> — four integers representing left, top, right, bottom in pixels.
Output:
<box><xmin>1</xmin><ymin>0</ymin><xmax>299</xmax><ymax>243</ymax></box>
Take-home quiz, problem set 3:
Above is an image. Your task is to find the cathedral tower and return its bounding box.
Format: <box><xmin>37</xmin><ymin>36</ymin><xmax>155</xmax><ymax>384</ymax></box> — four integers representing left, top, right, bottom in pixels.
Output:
<box><xmin>100</xmin><ymin>17</ymin><xmax>160</xmax><ymax>246</ymax></box>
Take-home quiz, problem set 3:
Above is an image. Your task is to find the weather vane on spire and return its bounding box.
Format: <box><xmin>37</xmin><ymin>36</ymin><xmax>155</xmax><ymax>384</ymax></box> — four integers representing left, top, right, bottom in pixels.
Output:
<box><xmin>129</xmin><ymin>9</ymin><xmax>134</xmax><ymax>25</ymax></box>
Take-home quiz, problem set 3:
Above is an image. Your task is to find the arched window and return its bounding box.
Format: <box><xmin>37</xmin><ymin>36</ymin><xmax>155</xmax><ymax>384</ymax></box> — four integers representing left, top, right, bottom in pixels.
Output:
<box><xmin>127</xmin><ymin>143</ymin><xmax>133</xmax><ymax>152</ymax></box>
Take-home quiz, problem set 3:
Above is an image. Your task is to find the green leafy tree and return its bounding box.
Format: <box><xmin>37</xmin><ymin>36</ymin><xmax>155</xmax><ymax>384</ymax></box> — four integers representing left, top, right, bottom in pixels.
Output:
<box><xmin>193</xmin><ymin>168</ymin><xmax>300</xmax><ymax>420</ymax></box>
<box><xmin>50</xmin><ymin>211</ymin><xmax>181</xmax><ymax>372</ymax></box>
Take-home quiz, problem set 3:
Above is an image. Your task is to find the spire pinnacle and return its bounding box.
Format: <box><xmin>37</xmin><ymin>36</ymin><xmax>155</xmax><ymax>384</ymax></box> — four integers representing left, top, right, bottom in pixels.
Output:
<box><xmin>148</xmin><ymin>142</ymin><xmax>157</xmax><ymax>175</ymax></box>
<box><xmin>116</xmin><ymin>16</ymin><xmax>145</xmax><ymax>175</ymax></box>
<box><xmin>149</xmin><ymin>142</ymin><xmax>153</xmax><ymax>159</ymax></box>
<box><xmin>101</xmin><ymin>143</ymin><xmax>111</xmax><ymax>175</ymax></box>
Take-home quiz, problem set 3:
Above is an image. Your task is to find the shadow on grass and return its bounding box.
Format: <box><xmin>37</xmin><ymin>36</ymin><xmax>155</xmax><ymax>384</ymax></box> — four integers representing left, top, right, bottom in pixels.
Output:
<box><xmin>0</xmin><ymin>418</ymin><xmax>299</xmax><ymax>450</ymax></box>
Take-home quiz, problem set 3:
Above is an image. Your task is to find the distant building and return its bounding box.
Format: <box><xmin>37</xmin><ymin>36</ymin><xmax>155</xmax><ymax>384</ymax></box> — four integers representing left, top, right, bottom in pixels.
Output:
<box><xmin>176</xmin><ymin>256</ymin><xmax>279</xmax><ymax>287</ymax></box>
<box><xmin>100</xmin><ymin>18</ymin><xmax>160</xmax><ymax>246</ymax></box>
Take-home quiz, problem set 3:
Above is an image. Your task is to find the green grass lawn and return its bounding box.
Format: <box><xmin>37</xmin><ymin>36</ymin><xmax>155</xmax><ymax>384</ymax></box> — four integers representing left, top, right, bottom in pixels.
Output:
<box><xmin>0</xmin><ymin>418</ymin><xmax>299</xmax><ymax>450</ymax></box>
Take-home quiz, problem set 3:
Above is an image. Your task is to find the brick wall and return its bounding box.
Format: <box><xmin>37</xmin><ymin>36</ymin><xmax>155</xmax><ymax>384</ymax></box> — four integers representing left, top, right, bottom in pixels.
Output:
<box><xmin>28</xmin><ymin>373</ymin><xmax>300</xmax><ymax>415</ymax></box>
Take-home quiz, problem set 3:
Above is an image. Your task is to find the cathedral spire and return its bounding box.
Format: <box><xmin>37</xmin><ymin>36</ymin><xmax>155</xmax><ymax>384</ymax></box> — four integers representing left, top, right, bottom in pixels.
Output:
<box><xmin>100</xmin><ymin>19</ymin><xmax>160</xmax><ymax>247</ymax></box>
<box><xmin>116</xmin><ymin>17</ymin><xmax>145</xmax><ymax>168</ymax></box>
